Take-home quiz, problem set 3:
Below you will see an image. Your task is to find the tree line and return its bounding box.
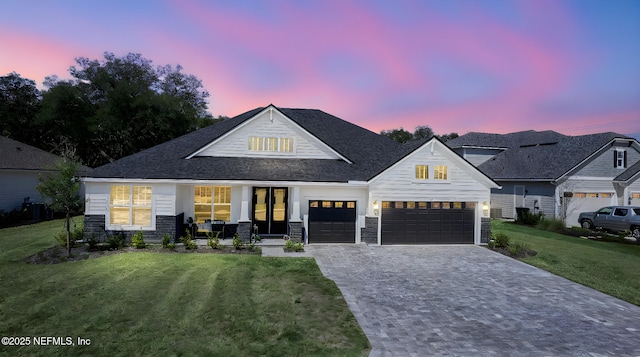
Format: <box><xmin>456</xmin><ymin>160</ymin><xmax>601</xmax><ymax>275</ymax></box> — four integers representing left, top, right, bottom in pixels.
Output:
<box><xmin>1</xmin><ymin>52</ymin><xmax>223</xmax><ymax>168</ymax></box>
<box><xmin>380</xmin><ymin>125</ymin><xmax>458</xmax><ymax>143</ymax></box>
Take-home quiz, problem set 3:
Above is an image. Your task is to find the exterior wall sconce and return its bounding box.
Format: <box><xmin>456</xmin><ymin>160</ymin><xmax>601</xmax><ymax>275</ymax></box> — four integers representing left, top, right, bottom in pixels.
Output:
<box><xmin>373</xmin><ymin>200</ymin><xmax>379</xmax><ymax>216</ymax></box>
<box><xmin>482</xmin><ymin>201</ymin><xmax>489</xmax><ymax>217</ymax></box>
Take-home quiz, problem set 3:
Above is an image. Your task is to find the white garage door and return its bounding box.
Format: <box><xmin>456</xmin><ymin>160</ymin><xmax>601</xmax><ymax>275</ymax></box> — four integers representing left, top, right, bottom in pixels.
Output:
<box><xmin>566</xmin><ymin>192</ymin><xmax>615</xmax><ymax>227</ymax></box>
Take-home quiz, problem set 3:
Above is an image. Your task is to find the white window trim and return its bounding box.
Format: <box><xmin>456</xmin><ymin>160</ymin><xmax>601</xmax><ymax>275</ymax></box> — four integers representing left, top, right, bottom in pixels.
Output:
<box><xmin>107</xmin><ymin>185</ymin><xmax>155</xmax><ymax>231</ymax></box>
<box><xmin>615</xmin><ymin>149</ymin><xmax>626</xmax><ymax>169</ymax></box>
<box><xmin>247</xmin><ymin>136</ymin><xmax>295</xmax><ymax>154</ymax></box>
<box><xmin>412</xmin><ymin>164</ymin><xmax>451</xmax><ymax>184</ymax></box>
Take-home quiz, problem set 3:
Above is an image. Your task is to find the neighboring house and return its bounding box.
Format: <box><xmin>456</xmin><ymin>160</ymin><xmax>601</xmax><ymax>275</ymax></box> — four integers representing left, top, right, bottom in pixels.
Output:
<box><xmin>83</xmin><ymin>105</ymin><xmax>499</xmax><ymax>245</ymax></box>
<box><xmin>447</xmin><ymin>130</ymin><xmax>640</xmax><ymax>226</ymax></box>
<box><xmin>0</xmin><ymin>136</ymin><xmax>88</xmax><ymax>218</ymax></box>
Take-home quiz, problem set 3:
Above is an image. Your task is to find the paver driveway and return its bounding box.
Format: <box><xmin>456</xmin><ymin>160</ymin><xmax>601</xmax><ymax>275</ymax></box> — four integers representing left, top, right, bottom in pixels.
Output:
<box><xmin>308</xmin><ymin>245</ymin><xmax>640</xmax><ymax>357</ymax></box>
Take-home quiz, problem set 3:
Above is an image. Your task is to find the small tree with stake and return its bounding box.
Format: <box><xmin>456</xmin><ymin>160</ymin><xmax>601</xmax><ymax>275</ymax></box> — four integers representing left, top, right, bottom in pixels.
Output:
<box><xmin>37</xmin><ymin>151</ymin><xmax>82</xmax><ymax>255</ymax></box>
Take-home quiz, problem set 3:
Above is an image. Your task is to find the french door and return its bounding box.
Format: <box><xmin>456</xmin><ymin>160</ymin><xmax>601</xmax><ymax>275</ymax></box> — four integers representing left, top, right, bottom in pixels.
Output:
<box><xmin>252</xmin><ymin>187</ymin><xmax>288</xmax><ymax>235</ymax></box>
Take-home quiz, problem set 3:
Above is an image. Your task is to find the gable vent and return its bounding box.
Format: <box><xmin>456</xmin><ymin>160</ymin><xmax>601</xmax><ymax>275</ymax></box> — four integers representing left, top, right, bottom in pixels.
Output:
<box><xmin>519</xmin><ymin>142</ymin><xmax>558</xmax><ymax>148</ymax></box>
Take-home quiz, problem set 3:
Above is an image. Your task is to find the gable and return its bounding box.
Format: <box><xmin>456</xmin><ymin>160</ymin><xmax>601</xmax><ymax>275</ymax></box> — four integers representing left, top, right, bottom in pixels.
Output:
<box><xmin>370</xmin><ymin>138</ymin><xmax>499</xmax><ymax>191</ymax></box>
<box><xmin>561</xmin><ymin>138</ymin><xmax>640</xmax><ymax>180</ymax></box>
<box><xmin>189</xmin><ymin>107</ymin><xmax>344</xmax><ymax>160</ymax></box>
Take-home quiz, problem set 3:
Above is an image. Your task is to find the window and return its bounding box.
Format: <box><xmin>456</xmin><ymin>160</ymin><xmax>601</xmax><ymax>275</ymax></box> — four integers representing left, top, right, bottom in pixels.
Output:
<box><xmin>415</xmin><ymin>165</ymin><xmax>428</xmax><ymax>180</ymax></box>
<box><xmin>632</xmin><ymin>193</ymin><xmax>640</xmax><ymax>199</ymax></box>
<box><xmin>322</xmin><ymin>201</ymin><xmax>332</xmax><ymax>208</ymax></box>
<box><xmin>265</xmin><ymin>137</ymin><xmax>278</xmax><ymax>151</ymax></box>
<box><xmin>280</xmin><ymin>138</ymin><xmax>294</xmax><ymax>152</ymax></box>
<box><xmin>347</xmin><ymin>201</ymin><xmax>356</xmax><ymax>209</ymax></box>
<box><xmin>334</xmin><ymin>201</ymin><xmax>344</xmax><ymax>208</ymax></box>
<box><xmin>194</xmin><ymin>186</ymin><xmax>212</xmax><ymax>223</ymax></box>
<box><xmin>406</xmin><ymin>202</ymin><xmax>416</xmax><ymax>209</ymax></box>
<box><xmin>614</xmin><ymin>150</ymin><xmax>627</xmax><ymax>169</ymax></box>
<box><xmin>600</xmin><ymin>193</ymin><xmax>613</xmax><ymax>198</ymax></box>
<box><xmin>110</xmin><ymin>185</ymin><xmax>152</xmax><ymax>227</ymax></box>
<box><xmin>613</xmin><ymin>208</ymin><xmax>628</xmax><ymax>217</ymax></box>
<box><xmin>248</xmin><ymin>136</ymin><xmax>263</xmax><ymax>151</ymax></box>
<box><xmin>573</xmin><ymin>193</ymin><xmax>587</xmax><ymax>198</ymax></box>
<box><xmin>194</xmin><ymin>186</ymin><xmax>231</xmax><ymax>223</ymax></box>
<box><xmin>213</xmin><ymin>186</ymin><xmax>231</xmax><ymax>221</ymax></box>
<box><xmin>434</xmin><ymin>165</ymin><xmax>448</xmax><ymax>180</ymax></box>
<box><xmin>248</xmin><ymin>136</ymin><xmax>294</xmax><ymax>152</ymax></box>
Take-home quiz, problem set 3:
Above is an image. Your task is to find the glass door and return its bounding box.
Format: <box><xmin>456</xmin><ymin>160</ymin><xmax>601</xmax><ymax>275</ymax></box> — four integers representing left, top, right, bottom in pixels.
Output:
<box><xmin>252</xmin><ymin>187</ymin><xmax>288</xmax><ymax>235</ymax></box>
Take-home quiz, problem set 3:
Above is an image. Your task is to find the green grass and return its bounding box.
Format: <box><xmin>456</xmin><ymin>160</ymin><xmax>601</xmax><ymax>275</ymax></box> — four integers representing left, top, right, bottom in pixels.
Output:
<box><xmin>492</xmin><ymin>220</ymin><xmax>640</xmax><ymax>306</ymax></box>
<box><xmin>0</xmin><ymin>218</ymin><xmax>370</xmax><ymax>356</ymax></box>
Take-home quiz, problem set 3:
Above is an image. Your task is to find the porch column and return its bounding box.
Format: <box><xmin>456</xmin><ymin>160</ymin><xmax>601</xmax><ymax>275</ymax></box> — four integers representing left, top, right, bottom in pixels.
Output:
<box><xmin>289</xmin><ymin>186</ymin><xmax>301</xmax><ymax>222</ymax></box>
<box><xmin>239</xmin><ymin>185</ymin><xmax>251</xmax><ymax>222</ymax></box>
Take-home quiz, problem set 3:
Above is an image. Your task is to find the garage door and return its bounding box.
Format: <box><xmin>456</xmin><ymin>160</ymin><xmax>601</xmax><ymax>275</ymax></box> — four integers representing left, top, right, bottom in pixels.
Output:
<box><xmin>565</xmin><ymin>192</ymin><xmax>615</xmax><ymax>227</ymax></box>
<box><xmin>382</xmin><ymin>201</ymin><xmax>475</xmax><ymax>244</ymax></box>
<box><xmin>308</xmin><ymin>201</ymin><xmax>356</xmax><ymax>243</ymax></box>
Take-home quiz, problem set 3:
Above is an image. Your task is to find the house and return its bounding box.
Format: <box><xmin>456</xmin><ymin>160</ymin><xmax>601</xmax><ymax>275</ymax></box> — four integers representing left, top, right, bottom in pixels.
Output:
<box><xmin>447</xmin><ymin>130</ymin><xmax>640</xmax><ymax>226</ymax></box>
<box><xmin>82</xmin><ymin>105</ymin><xmax>499</xmax><ymax>245</ymax></box>
<box><xmin>0</xmin><ymin>136</ymin><xmax>63</xmax><ymax>218</ymax></box>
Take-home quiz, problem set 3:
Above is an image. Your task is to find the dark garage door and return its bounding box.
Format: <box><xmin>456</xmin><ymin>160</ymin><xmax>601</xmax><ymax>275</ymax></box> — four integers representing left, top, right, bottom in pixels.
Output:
<box><xmin>382</xmin><ymin>201</ymin><xmax>475</xmax><ymax>244</ymax></box>
<box><xmin>308</xmin><ymin>201</ymin><xmax>356</xmax><ymax>243</ymax></box>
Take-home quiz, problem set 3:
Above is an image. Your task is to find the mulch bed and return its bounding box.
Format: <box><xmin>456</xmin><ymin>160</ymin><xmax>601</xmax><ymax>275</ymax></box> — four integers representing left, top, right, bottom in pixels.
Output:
<box><xmin>25</xmin><ymin>244</ymin><xmax>261</xmax><ymax>265</ymax></box>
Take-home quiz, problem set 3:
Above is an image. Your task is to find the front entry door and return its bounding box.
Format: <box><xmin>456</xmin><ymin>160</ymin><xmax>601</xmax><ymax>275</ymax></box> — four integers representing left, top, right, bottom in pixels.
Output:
<box><xmin>252</xmin><ymin>187</ymin><xmax>288</xmax><ymax>235</ymax></box>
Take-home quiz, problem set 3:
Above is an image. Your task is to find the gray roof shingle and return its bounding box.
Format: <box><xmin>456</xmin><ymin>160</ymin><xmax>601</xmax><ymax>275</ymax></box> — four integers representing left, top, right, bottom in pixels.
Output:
<box><xmin>87</xmin><ymin>105</ymin><xmax>404</xmax><ymax>182</ymax></box>
<box><xmin>447</xmin><ymin>130</ymin><xmax>629</xmax><ymax>180</ymax></box>
<box><xmin>0</xmin><ymin>135</ymin><xmax>65</xmax><ymax>171</ymax></box>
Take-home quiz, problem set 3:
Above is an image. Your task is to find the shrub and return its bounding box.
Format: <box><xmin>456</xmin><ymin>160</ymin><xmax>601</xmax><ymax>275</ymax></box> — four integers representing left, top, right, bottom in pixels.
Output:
<box><xmin>509</xmin><ymin>242</ymin><xmax>536</xmax><ymax>258</ymax></box>
<box><xmin>232</xmin><ymin>234</ymin><xmax>244</xmax><ymax>249</ymax></box>
<box><xmin>180</xmin><ymin>229</ymin><xmax>197</xmax><ymax>250</ymax></box>
<box><xmin>87</xmin><ymin>233</ymin><xmax>98</xmax><ymax>251</ymax></box>
<box><xmin>493</xmin><ymin>232</ymin><xmax>510</xmax><ymax>248</ymax></box>
<box><xmin>162</xmin><ymin>234</ymin><xmax>172</xmax><ymax>248</ymax></box>
<box><xmin>516</xmin><ymin>210</ymin><xmax>544</xmax><ymax>226</ymax></box>
<box><xmin>131</xmin><ymin>230</ymin><xmax>147</xmax><ymax>249</ymax></box>
<box><xmin>208</xmin><ymin>232</ymin><xmax>221</xmax><ymax>249</ymax></box>
<box><xmin>166</xmin><ymin>243</ymin><xmax>177</xmax><ymax>250</ymax></box>
<box><xmin>108</xmin><ymin>231</ymin><xmax>126</xmax><ymax>250</ymax></box>
<box><xmin>284</xmin><ymin>239</ymin><xmax>304</xmax><ymax>252</ymax></box>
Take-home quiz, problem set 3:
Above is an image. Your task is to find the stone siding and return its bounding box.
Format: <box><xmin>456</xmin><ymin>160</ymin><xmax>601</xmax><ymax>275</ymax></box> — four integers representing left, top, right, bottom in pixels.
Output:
<box><xmin>83</xmin><ymin>214</ymin><xmax>181</xmax><ymax>243</ymax></box>
<box><xmin>288</xmin><ymin>221</ymin><xmax>303</xmax><ymax>243</ymax></box>
<box><xmin>361</xmin><ymin>216</ymin><xmax>379</xmax><ymax>245</ymax></box>
<box><xmin>236</xmin><ymin>221</ymin><xmax>252</xmax><ymax>242</ymax></box>
<box><xmin>481</xmin><ymin>217</ymin><xmax>491</xmax><ymax>244</ymax></box>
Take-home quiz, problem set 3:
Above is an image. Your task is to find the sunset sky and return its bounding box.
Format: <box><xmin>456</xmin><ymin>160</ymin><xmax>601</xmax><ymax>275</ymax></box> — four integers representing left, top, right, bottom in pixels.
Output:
<box><xmin>1</xmin><ymin>0</ymin><xmax>639</xmax><ymax>138</ymax></box>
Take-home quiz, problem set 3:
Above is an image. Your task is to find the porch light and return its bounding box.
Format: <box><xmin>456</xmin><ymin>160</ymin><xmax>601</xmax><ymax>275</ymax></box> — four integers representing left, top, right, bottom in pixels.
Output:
<box><xmin>482</xmin><ymin>202</ymin><xmax>489</xmax><ymax>216</ymax></box>
<box><xmin>373</xmin><ymin>200</ymin><xmax>379</xmax><ymax>216</ymax></box>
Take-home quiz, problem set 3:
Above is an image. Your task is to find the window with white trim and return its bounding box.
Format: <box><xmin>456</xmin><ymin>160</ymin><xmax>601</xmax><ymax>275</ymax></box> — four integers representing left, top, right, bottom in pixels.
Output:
<box><xmin>434</xmin><ymin>165</ymin><xmax>448</xmax><ymax>180</ymax></box>
<box><xmin>194</xmin><ymin>186</ymin><xmax>231</xmax><ymax>222</ymax></box>
<box><xmin>110</xmin><ymin>185</ymin><xmax>152</xmax><ymax>227</ymax></box>
<box><xmin>615</xmin><ymin>149</ymin><xmax>627</xmax><ymax>168</ymax></box>
<box><xmin>415</xmin><ymin>165</ymin><xmax>428</xmax><ymax>180</ymax></box>
<box><xmin>248</xmin><ymin>136</ymin><xmax>294</xmax><ymax>152</ymax></box>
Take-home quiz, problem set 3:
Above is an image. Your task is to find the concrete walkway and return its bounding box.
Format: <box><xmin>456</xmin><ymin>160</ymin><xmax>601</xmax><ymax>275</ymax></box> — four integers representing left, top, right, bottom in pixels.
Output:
<box><xmin>307</xmin><ymin>244</ymin><xmax>640</xmax><ymax>357</ymax></box>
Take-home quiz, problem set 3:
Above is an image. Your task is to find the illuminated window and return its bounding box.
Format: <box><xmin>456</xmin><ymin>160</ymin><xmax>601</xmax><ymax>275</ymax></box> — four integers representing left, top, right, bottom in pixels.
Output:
<box><xmin>280</xmin><ymin>137</ymin><xmax>294</xmax><ymax>152</ymax></box>
<box><xmin>347</xmin><ymin>202</ymin><xmax>356</xmax><ymax>209</ymax></box>
<box><xmin>415</xmin><ymin>165</ymin><xmax>428</xmax><ymax>180</ymax></box>
<box><xmin>213</xmin><ymin>186</ymin><xmax>231</xmax><ymax>221</ymax></box>
<box><xmin>334</xmin><ymin>201</ymin><xmax>344</xmax><ymax>208</ymax></box>
<box><xmin>395</xmin><ymin>202</ymin><xmax>404</xmax><ymax>208</ymax></box>
<box><xmin>406</xmin><ymin>202</ymin><xmax>416</xmax><ymax>209</ymax></box>
<box><xmin>418</xmin><ymin>202</ymin><xmax>427</xmax><ymax>209</ymax></box>
<box><xmin>632</xmin><ymin>193</ymin><xmax>640</xmax><ymax>199</ymax></box>
<box><xmin>310</xmin><ymin>201</ymin><xmax>319</xmax><ymax>208</ymax></box>
<box><xmin>248</xmin><ymin>136</ymin><xmax>294</xmax><ymax>152</ymax></box>
<box><xmin>442</xmin><ymin>202</ymin><xmax>451</xmax><ymax>209</ymax></box>
<box><xmin>431</xmin><ymin>202</ymin><xmax>441</xmax><ymax>209</ymax></box>
<box><xmin>573</xmin><ymin>193</ymin><xmax>587</xmax><ymax>198</ymax></box>
<box><xmin>600</xmin><ymin>193</ymin><xmax>613</xmax><ymax>198</ymax></box>
<box><xmin>382</xmin><ymin>201</ymin><xmax>392</xmax><ymax>209</ymax></box>
<box><xmin>248</xmin><ymin>136</ymin><xmax>263</xmax><ymax>151</ymax></box>
<box><xmin>453</xmin><ymin>202</ymin><xmax>462</xmax><ymax>209</ymax></box>
<box><xmin>434</xmin><ymin>165</ymin><xmax>448</xmax><ymax>180</ymax></box>
<box><xmin>110</xmin><ymin>185</ymin><xmax>152</xmax><ymax>226</ymax></box>
<box><xmin>194</xmin><ymin>186</ymin><xmax>212</xmax><ymax>223</ymax></box>
<box><xmin>265</xmin><ymin>137</ymin><xmax>278</xmax><ymax>151</ymax></box>
<box><xmin>322</xmin><ymin>201</ymin><xmax>332</xmax><ymax>208</ymax></box>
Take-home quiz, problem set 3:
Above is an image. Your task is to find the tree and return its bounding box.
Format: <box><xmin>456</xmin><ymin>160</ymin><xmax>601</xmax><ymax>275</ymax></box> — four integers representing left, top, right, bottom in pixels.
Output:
<box><xmin>39</xmin><ymin>52</ymin><xmax>213</xmax><ymax>167</ymax></box>
<box><xmin>413</xmin><ymin>125</ymin><xmax>434</xmax><ymax>140</ymax></box>
<box><xmin>37</xmin><ymin>152</ymin><xmax>82</xmax><ymax>256</ymax></box>
<box><xmin>438</xmin><ymin>132</ymin><xmax>459</xmax><ymax>142</ymax></box>
<box><xmin>380</xmin><ymin>128</ymin><xmax>414</xmax><ymax>143</ymax></box>
<box><xmin>0</xmin><ymin>72</ymin><xmax>42</xmax><ymax>145</ymax></box>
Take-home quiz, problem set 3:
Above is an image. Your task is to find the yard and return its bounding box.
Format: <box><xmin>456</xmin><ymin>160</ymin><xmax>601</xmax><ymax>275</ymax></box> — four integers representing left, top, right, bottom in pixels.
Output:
<box><xmin>491</xmin><ymin>220</ymin><xmax>640</xmax><ymax>306</ymax></box>
<box><xmin>0</xmin><ymin>218</ymin><xmax>370</xmax><ymax>356</ymax></box>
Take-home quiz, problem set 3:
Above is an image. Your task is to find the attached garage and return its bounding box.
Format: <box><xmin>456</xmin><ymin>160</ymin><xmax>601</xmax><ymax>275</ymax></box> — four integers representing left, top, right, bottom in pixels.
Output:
<box><xmin>381</xmin><ymin>201</ymin><xmax>475</xmax><ymax>244</ymax></box>
<box><xmin>565</xmin><ymin>192</ymin><xmax>615</xmax><ymax>227</ymax></box>
<box><xmin>308</xmin><ymin>200</ymin><xmax>356</xmax><ymax>243</ymax></box>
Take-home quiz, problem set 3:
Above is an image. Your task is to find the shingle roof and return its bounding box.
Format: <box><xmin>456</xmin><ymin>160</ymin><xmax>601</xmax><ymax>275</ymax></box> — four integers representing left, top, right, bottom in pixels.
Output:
<box><xmin>614</xmin><ymin>160</ymin><xmax>640</xmax><ymax>182</ymax></box>
<box><xmin>87</xmin><ymin>105</ymin><xmax>403</xmax><ymax>182</ymax></box>
<box><xmin>447</xmin><ymin>130</ymin><xmax>629</xmax><ymax>180</ymax></box>
<box><xmin>0</xmin><ymin>135</ymin><xmax>64</xmax><ymax>171</ymax></box>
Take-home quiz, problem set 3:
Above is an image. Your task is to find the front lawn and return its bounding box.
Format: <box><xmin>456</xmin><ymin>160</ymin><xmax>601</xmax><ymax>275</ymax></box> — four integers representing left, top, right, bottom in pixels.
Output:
<box><xmin>0</xmin><ymin>218</ymin><xmax>370</xmax><ymax>356</ymax></box>
<box><xmin>492</xmin><ymin>220</ymin><xmax>640</xmax><ymax>306</ymax></box>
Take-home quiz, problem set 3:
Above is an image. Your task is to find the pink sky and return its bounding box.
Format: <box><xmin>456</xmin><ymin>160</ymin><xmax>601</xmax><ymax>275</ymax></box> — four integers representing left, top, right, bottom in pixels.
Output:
<box><xmin>1</xmin><ymin>0</ymin><xmax>639</xmax><ymax>138</ymax></box>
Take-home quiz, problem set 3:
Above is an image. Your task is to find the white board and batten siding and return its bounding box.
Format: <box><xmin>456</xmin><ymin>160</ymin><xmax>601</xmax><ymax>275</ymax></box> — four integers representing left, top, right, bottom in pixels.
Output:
<box><xmin>370</xmin><ymin>140</ymin><xmax>493</xmax><ymax>203</ymax></box>
<box><xmin>195</xmin><ymin>110</ymin><xmax>340</xmax><ymax>160</ymax></box>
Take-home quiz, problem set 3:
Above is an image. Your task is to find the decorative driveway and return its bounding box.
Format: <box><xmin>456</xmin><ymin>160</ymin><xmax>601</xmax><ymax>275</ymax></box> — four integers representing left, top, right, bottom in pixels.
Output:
<box><xmin>308</xmin><ymin>245</ymin><xmax>640</xmax><ymax>357</ymax></box>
